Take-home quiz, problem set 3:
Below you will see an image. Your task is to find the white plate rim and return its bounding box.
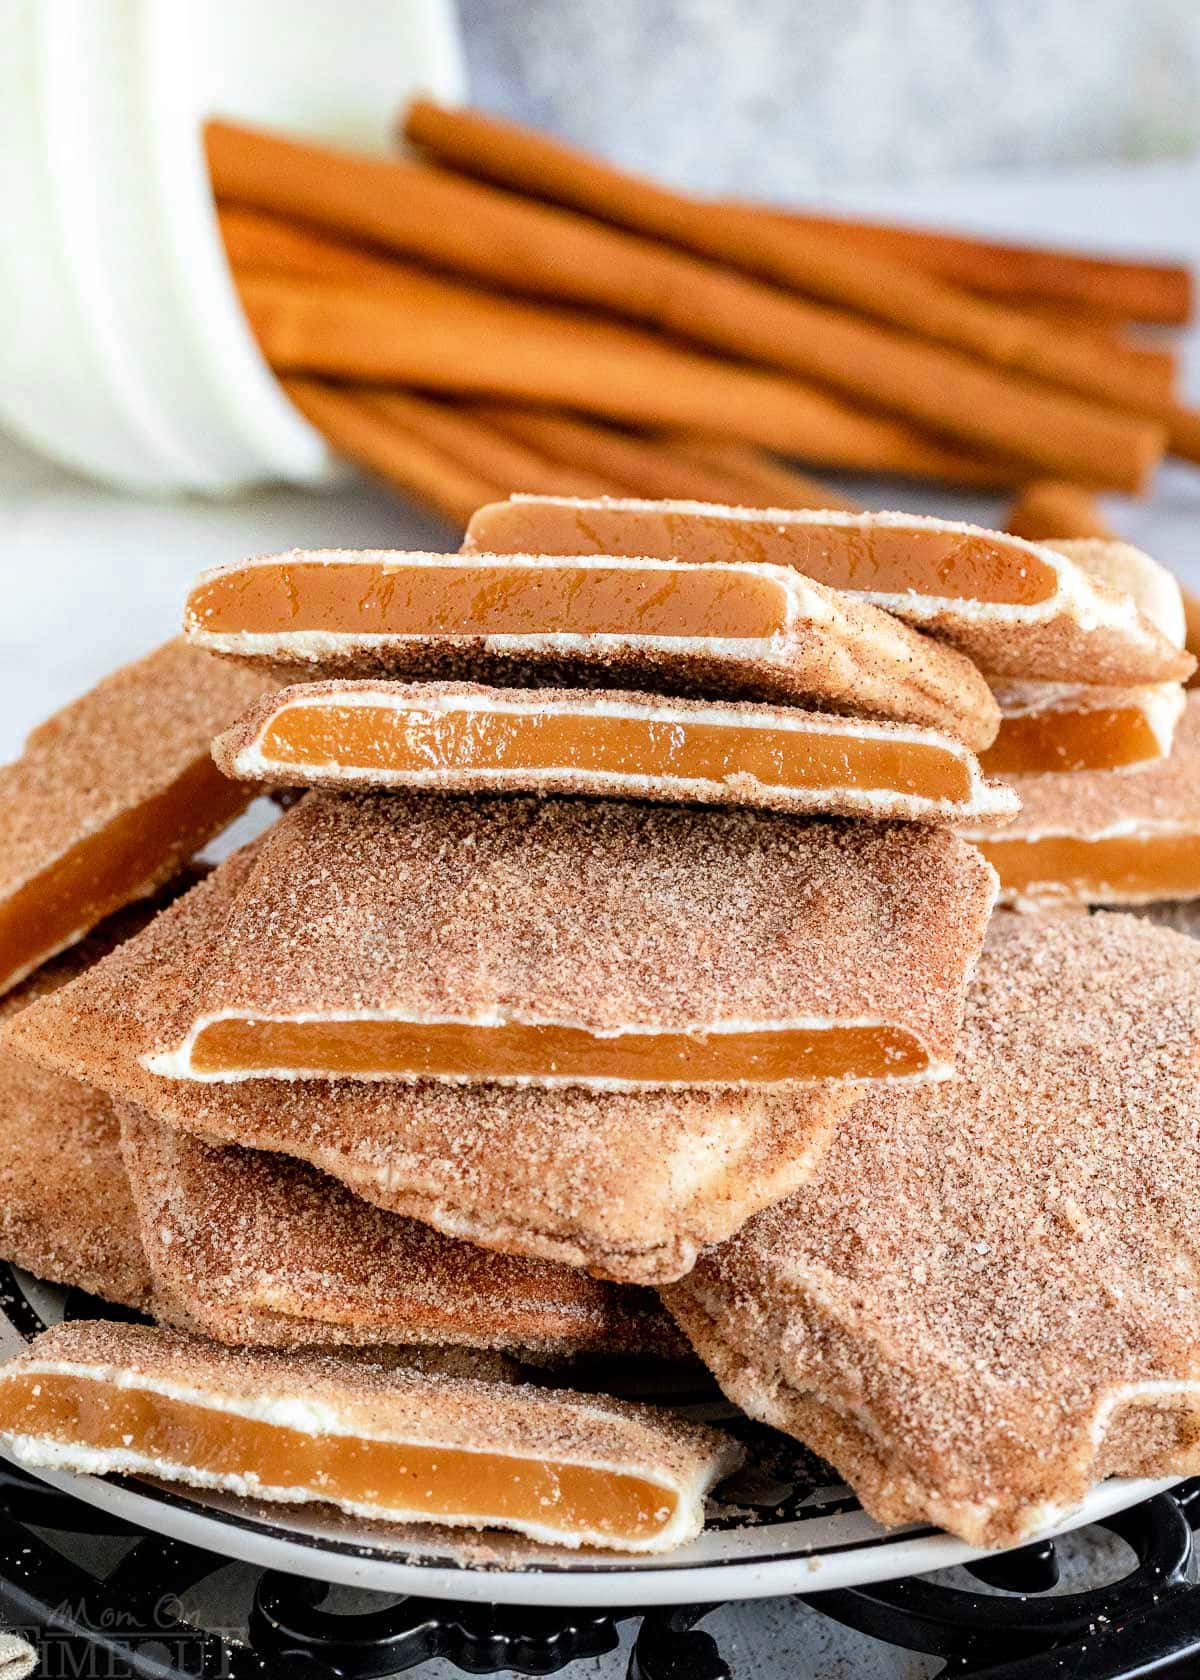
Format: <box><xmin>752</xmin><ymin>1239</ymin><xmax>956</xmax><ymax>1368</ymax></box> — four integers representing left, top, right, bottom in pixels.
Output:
<box><xmin>1</xmin><ymin>1449</ymin><xmax>1178</xmax><ymax>1607</ymax></box>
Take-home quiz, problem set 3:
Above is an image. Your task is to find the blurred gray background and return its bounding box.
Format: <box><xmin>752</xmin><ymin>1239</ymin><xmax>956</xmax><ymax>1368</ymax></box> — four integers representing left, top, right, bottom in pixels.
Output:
<box><xmin>460</xmin><ymin>0</ymin><xmax>1200</xmax><ymax>194</ymax></box>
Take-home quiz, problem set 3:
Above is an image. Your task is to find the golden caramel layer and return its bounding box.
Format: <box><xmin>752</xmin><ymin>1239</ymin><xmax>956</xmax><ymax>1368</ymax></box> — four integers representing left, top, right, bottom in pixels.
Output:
<box><xmin>188</xmin><ymin>561</ymin><xmax>789</xmax><ymax>641</ymax></box>
<box><xmin>465</xmin><ymin>505</ymin><xmax>1060</xmax><ymax>607</ymax></box>
<box><xmin>186</xmin><ymin>1015</ymin><xmax>930</xmax><ymax>1084</ymax></box>
<box><xmin>973</xmin><ymin>832</ymin><xmax>1200</xmax><ymax>902</ymax></box>
<box><xmin>0</xmin><ymin>755</ymin><xmax>248</xmax><ymax>993</ymax></box>
<box><xmin>258</xmin><ymin>702</ymin><xmax>973</xmax><ymax>802</ymax></box>
<box><xmin>980</xmin><ymin>706</ymin><xmax>1162</xmax><ymax>776</ymax></box>
<box><xmin>0</xmin><ymin>1374</ymin><xmax>674</xmax><ymax>1541</ymax></box>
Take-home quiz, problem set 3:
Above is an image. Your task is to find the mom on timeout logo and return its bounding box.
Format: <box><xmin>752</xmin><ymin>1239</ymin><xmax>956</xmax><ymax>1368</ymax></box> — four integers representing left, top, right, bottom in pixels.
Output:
<box><xmin>2</xmin><ymin>1595</ymin><xmax>232</xmax><ymax>1677</ymax></box>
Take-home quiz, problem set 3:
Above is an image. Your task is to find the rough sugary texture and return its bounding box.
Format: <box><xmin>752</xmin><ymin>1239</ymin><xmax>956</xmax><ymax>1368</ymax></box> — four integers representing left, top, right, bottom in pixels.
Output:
<box><xmin>0</xmin><ymin>639</ymin><xmax>278</xmax><ymax>994</ymax></box>
<box><xmin>120</xmin><ymin>1107</ymin><xmax>683</xmax><ymax>1358</ymax></box>
<box><xmin>461</xmin><ymin>501</ymin><xmax>1194</xmax><ymax>686</ymax></box>
<box><xmin>214</xmin><ymin>680</ymin><xmax>1017</xmax><ymax>826</ymax></box>
<box><xmin>0</xmin><ymin>903</ymin><xmax>187</xmax><ymax>1310</ymax></box>
<box><xmin>146</xmin><ymin>792</ymin><xmax>997</xmax><ymax>1087</ymax></box>
<box><xmin>185</xmin><ymin>549</ymin><xmax>1002</xmax><ymax>749</ymax></box>
<box><xmin>0</xmin><ymin>1321</ymin><xmax>741</xmax><ymax>1552</ymax></box>
<box><xmin>666</xmin><ymin>914</ymin><xmax>1200</xmax><ymax>1549</ymax></box>
<box><xmin>961</xmin><ymin>691</ymin><xmax>1200</xmax><ymax>905</ymax></box>
<box><xmin>1</xmin><ymin>857</ymin><xmax>858</xmax><ymax>1283</ymax></box>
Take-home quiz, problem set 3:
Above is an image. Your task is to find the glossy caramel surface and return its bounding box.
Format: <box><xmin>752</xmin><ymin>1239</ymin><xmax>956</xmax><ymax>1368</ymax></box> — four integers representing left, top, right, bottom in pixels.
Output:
<box><xmin>0</xmin><ymin>1374</ymin><xmax>674</xmax><ymax>1541</ymax></box>
<box><xmin>188</xmin><ymin>561</ymin><xmax>789</xmax><ymax>641</ymax></box>
<box><xmin>465</xmin><ymin>506</ymin><xmax>1059</xmax><ymax>607</ymax></box>
<box><xmin>260</xmin><ymin>703</ymin><xmax>973</xmax><ymax>800</ymax></box>
<box><xmin>980</xmin><ymin>706</ymin><xmax>1162</xmax><ymax>776</ymax></box>
<box><xmin>189</xmin><ymin>1014</ymin><xmax>930</xmax><ymax>1083</ymax></box>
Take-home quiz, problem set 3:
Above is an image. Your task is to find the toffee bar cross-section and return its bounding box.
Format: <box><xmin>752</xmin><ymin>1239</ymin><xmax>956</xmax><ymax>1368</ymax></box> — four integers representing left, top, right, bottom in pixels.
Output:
<box><xmin>463</xmin><ymin>500</ymin><xmax>1194</xmax><ymax>687</ymax></box>
<box><xmin>665</xmin><ymin>914</ymin><xmax>1200</xmax><ymax>1550</ymax></box>
<box><xmin>0</xmin><ymin>855</ymin><xmax>859</xmax><ymax>1283</ymax></box>
<box><xmin>215</xmin><ymin>680</ymin><xmax>1017</xmax><ymax>825</ymax></box>
<box><xmin>0</xmin><ymin>640</ymin><xmax>277</xmax><ymax>998</ymax></box>
<box><xmin>0</xmin><ymin>1322</ymin><xmax>740</xmax><ymax>1553</ymax></box>
<box><xmin>142</xmin><ymin>792</ymin><xmax>996</xmax><ymax>1090</ymax></box>
<box><xmin>981</xmin><ymin>680</ymin><xmax>1185</xmax><ymax>775</ymax></box>
<box><xmin>183</xmin><ymin>548</ymin><xmax>1001</xmax><ymax>748</ymax></box>
<box><xmin>962</xmin><ymin>689</ymin><xmax>1200</xmax><ymax>907</ymax></box>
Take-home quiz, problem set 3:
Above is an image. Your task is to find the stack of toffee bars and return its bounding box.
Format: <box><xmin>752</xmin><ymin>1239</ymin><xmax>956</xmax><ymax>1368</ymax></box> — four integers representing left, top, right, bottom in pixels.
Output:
<box><xmin>1</xmin><ymin>501</ymin><xmax>1200</xmax><ymax>1555</ymax></box>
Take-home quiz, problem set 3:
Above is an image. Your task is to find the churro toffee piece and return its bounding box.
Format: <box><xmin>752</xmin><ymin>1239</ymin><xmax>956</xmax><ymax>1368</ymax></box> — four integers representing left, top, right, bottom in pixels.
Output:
<box><xmin>2</xmin><ymin>856</ymin><xmax>859</xmax><ymax>1284</ymax></box>
<box><xmin>215</xmin><ymin>681</ymin><xmax>1017</xmax><ymax>826</ymax></box>
<box><xmin>662</xmin><ymin>920</ymin><xmax>1200</xmax><ymax>1545</ymax></box>
<box><xmin>0</xmin><ymin>1321</ymin><xmax>739</xmax><ymax>1552</ymax></box>
<box><xmin>464</xmin><ymin>500</ymin><xmax>1194</xmax><ymax>687</ymax></box>
<box><xmin>0</xmin><ymin>917</ymin><xmax>157</xmax><ymax>1312</ymax></box>
<box><xmin>962</xmin><ymin>690</ymin><xmax>1200</xmax><ymax>908</ymax></box>
<box><xmin>183</xmin><ymin>549</ymin><xmax>1001</xmax><ymax>749</ymax></box>
<box><xmin>0</xmin><ymin>640</ymin><xmax>277</xmax><ymax>998</ymax></box>
<box><xmin>119</xmin><ymin>1108</ymin><xmax>682</xmax><ymax>1359</ymax></box>
<box><xmin>143</xmin><ymin>793</ymin><xmax>996</xmax><ymax>1089</ymax></box>
<box><xmin>979</xmin><ymin>539</ymin><xmax>1189</xmax><ymax>774</ymax></box>
<box><xmin>664</xmin><ymin>914</ymin><xmax>1200</xmax><ymax>1549</ymax></box>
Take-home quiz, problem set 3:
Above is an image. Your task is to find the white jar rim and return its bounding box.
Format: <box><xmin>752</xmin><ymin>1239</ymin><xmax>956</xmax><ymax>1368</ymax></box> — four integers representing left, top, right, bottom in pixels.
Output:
<box><xmin>0</xmin><ymin>0</ymin><xmax>464</xmax><ymax>494</ymax></box>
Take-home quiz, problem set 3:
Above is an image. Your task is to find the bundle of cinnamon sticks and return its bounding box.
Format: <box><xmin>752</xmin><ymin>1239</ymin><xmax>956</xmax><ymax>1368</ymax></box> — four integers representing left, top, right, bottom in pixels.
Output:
<box><xmin>207</xmin><ymin>99</ymin><xmax>1195</xmax><ymax>549</ymax></box>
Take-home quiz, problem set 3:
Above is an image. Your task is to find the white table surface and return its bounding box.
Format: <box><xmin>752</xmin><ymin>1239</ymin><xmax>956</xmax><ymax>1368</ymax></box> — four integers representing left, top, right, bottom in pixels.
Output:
<box><xmin>1</xmin><ymin>156</ymin><xmax>1199</xmax><ymax>1678</ymax></box>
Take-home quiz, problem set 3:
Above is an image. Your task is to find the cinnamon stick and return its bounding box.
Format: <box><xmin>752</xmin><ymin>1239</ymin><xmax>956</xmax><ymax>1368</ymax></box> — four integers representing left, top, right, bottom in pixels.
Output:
<box><xmin>663</xmin><ymin>438</ymin><xmax>862</xmax><ymax>510</ymax></box>
<box><xmin>228</xmin><ymin>223</ymin><xmax>1014</xmax><ymax>488</ymax></box>
<box><xmin>241</xmin><ymin>270</ymin><xmax>1073</xmax><ymax>481</ymax></box>
<box><xmin>210</xmin><ymin>120</ymin><xmax>1162</xmax><ymax>488</ymax></box>
<box><xmin>221</xmin><ymin>193</ymin><xmax>1177</xmax><ymax>401</ymax></box>
<box><xmin>218</xmin><ymin>203</ymin><xmax>400</xmax><ymax>289</ymax></box>
<box><xmin>283</xmin><ymin>377</ymin><xmax>501</xmax><ymax>524</ymax></box>
<box><xmin>361</xmin><ymin>391</ymin><xmax>623</xmax><ymax>498</ymax></box>
<box><xmin>398</xmin><ymin>101</ymin><xmax>1176</xmax><ymax>417</ymax></box>
<box><xmin>471</xmin><ymin>405</ymin><xmax>849</xmax><ymax>508</ymax></box>
<box><xmin>1167</xmin><ymin>406</ymin><xmax>1200</xmax><ymax>468</ymax></box>
<box><xmin>1003</xmin><ymin>483</ymin><xmax>1117</xmax><ymax>542</ymax></box>
<box><xmin>738</xmin><ymin>208</ymin><xmax>1193</xmax><ymax>327</ymax></box>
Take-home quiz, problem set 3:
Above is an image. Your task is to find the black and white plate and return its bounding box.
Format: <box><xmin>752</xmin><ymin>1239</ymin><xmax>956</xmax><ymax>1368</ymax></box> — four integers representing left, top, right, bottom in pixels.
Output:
<box><xmin>0</xmin><ymin>1266</ymin><xmax>1175</xmax><ymax>1607</ymax></box>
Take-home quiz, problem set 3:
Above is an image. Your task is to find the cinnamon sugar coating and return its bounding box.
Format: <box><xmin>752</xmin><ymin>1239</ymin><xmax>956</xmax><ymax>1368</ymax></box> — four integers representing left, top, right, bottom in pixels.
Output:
<box><xmin>0</xmin><ymin>640</ymin><xmax>278</xmax><ymax>995</ymax></box>
<box><xmin>0</xmin><ymin>901</ymin><xmax>197</xmax><ymax>1311</ymax></box>
<box><xmin>120</xmin><ymin>1107</ymin><xmax>682</xmax><ymax>1358</ymax></box>
<box><xmin>214</xmin><ymin>680</ymin><xmax>1017</xmax><ymax>826</ymax></box>
<box><xmin>147</xmin><ymin>792</ymin><xmax>996</xmax><ymax>1087</ymax></box>
<box><xmin>185</xmin><ymin>549</ymin><xmax>1001</xmax><ymax>748</ymax></box>
<box><xmin>1046</xmin><ymin>539</ymin><xmax>1187</xmax><ymax>647</ymax></box>
<box><xmin>666</xmin><ymin>914</ymin><xmax>1200</xmax><ymax>1548</ymax></box>
<box><xmin>1</xmin><ymin>858</ymin><xmax>856</xmax><ymax>1283</ymax></box>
